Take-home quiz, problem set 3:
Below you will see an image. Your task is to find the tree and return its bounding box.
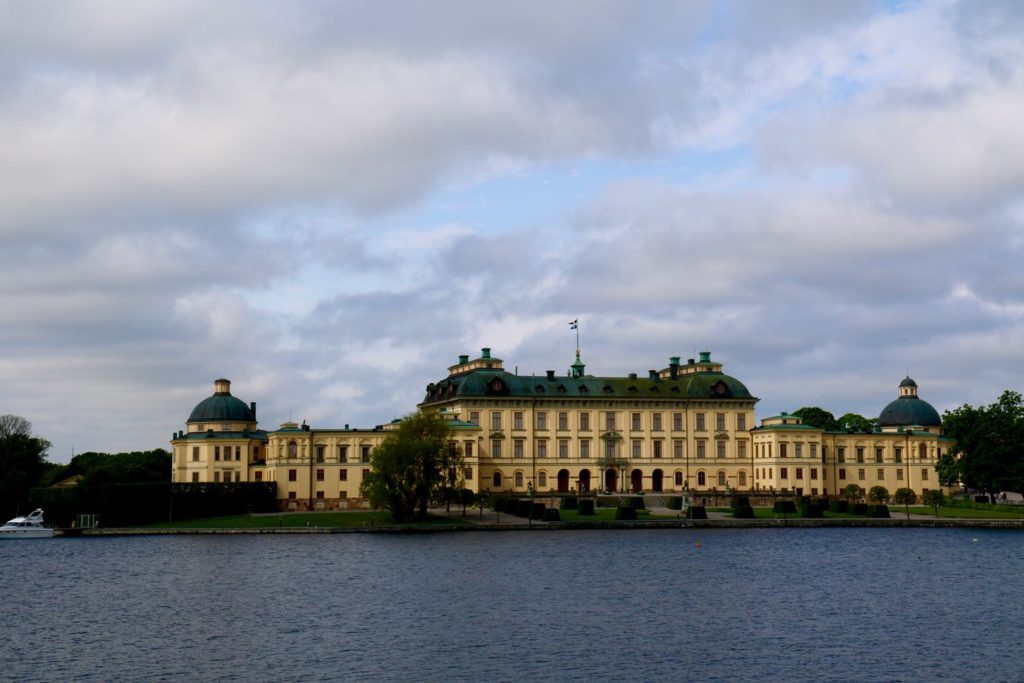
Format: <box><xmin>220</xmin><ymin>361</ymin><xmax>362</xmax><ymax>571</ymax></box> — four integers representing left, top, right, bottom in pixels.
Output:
<box><xmin>0</xmin><ymin>417</ymin><xmax>51</xmax><ymax>517</ymax></box>
<box><xmin>922</xmin><ymin>489</ymin><xmax>945</xmax><ymax>517</ymax></box>
<box><xmin>360</xmin><ymin>411</ymin><xmax>461</xmax><ymax>522</ymax></box>
<box><xmin>792</xmin><ymin>407</ymin><xmax>839</xmax><ymax>431</ymax></box>
<box><xmin>868</xmin><ymin>485</ymin><xmax>889</xmax><ymax>504</ymax></box>
<box><xmin>894</xmin><ymin>487</ymin><xmax>917</xmax><ymax>519</ymax></box>
<box><xmin>941</xmin><ymin>391</ymin><xmax>1024</xmax><ymax>501</ymax></box>
<box><xmin>837</xmin><ymin>413</ymin><xmax>877</xmax><ymax>433</ymax></box>
<box><xmin>842</xmin><ymin>483</ymin><xmax>863</xmax><ymax>501</ymax></box>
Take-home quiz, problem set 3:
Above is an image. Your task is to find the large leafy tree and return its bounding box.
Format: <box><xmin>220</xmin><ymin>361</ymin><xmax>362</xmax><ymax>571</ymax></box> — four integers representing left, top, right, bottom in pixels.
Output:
<box><xmin>939</xmin><ymin>390</ymin><xmax>1024</xmax><ymax>500</ymax></box>
<box><xmin>837</xmin><ymin>413</ymin><xmax>877</xmax><ymax>433</ymax></box>
<box><xmin>0</xmin><ymin>416</ymin><xmax>51</xmax><ymax>517</ymax></box>
<box><xmin>361</xmin><ymin>411</ymin><xmax>462</xmax><ymax>522</ymax></box>
<box><xmin>792</xmin><ymin>407</ymin><xmax>839</xmax><ymax>431</ymax></box>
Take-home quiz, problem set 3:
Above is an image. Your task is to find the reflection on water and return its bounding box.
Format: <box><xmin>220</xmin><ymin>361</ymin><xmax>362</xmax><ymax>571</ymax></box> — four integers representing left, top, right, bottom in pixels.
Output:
<box><xmin>1</xmin><ymin>529</ymin><xmax>1017</xmax><ymax>681</ymax></box>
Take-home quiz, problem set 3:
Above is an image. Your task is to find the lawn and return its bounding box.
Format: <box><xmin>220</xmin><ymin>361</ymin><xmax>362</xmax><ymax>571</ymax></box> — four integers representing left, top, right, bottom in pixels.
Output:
<box><xmin>148</xmin><ymin>511</ymin><xmax>471</xmax><ymax>529</ymax></box>
<box><xmin>902</xmin><ymin>505</ymin><xmax>1024</xmax><ymax>519</ymax></box>
<box><xmin>550</xmin><ymin>508</ymin><xmax>677</xmax><ymax>522</ymax></box>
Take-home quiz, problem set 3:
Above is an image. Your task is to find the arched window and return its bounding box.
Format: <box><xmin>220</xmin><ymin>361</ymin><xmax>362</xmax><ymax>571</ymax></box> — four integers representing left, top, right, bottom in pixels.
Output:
<box><xmin>288</xmin><ymin>441</ymin><xmax>297</xmax><ymax>458</ymax></box>
<box><xmin>514</xmin><ymin>471</ymin><xmax>524</xmax><ymax>488</ymax></box>
<box><xmin>675</xmin><ymin>471</ymin><xmax>683</xmax><ymax>486</ymax></box>
<box><xmin>919</xmin><ymin>443</ymin><xmax>927</xmax><ymax>460</ymax></box>
<box><xmin>717</xmin><ymin>470</ymin><xmax>727</xmax><ymax>487</ymax></box>
<box><xmin>538</xmin><ymin>471</ymin><xmax>548</xmax><ymax>487</ymax></box>
<box><xmin>493</xmin><ymin>472</ymin><xmax>502</xmax><ymax>487</ymax></box>
<box><xmin>738</xmin><ymin>470</ymin><xmax>747</xmax><ymax>487</ymax></box>
<box><xmin>697</xmin><ymin>471</ymin><xmax>706</xmax><ymax>486</ymax></box>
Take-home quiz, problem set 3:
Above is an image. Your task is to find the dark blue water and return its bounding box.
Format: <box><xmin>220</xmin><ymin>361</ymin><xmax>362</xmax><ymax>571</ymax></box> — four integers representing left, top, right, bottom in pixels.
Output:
<box><xmin>1</xmin><ymin>529</ymin><xmax>1020</xmax><ymax>682</ymax></box>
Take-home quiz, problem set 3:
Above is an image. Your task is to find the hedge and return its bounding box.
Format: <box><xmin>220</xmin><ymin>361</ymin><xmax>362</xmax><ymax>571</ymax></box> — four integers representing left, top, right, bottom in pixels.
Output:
<box><xmin>615</xmin><ymin>506</ymin><xmax>638</xmax><ymax>520</ymax></box>
<box><xmin>562</xmin><ymin>496</ymin><xmax>579</xmax><ymax>510</ymax></box>
<box><xmin>543</xmin><ymin>508</ymin><xmax>561</xmax><ymax>522</ymax></box>
<box><xmin>868</xmin><ymin>504</ymin><xmax>890</xmax><ymax>518</ymax></box>
<box><xmin>828</xmin><ymin>499</ymin><xmax>849</xmax><ymax>513</ymax></box>
<box><xmin>578</xmin><ymin>499</ymin><xmax>596</xmax><ymax>516</ymax></box>
<box><xmin>515</xmin><ymin>499</ymin><xmax>533</xmax><ymax>518</ymax></box>
<box><xmin>666</xmin><ymin>497</ymin><xmax>683</xmax><ymax>510</ymax></box>
<box><xmin>530</xmin><ymin>502</ymin><xmax>546</xmax><ymax>520</ymax></box>
<box><xmin>773</xmin><ymin>500</ymin><xmax>798</xmax><ymax>514</ymax></box>
<box><xmin>687</xmin><ymin>505</ymin><xmax>707</xmax><ymax>520</ymax></box>
<box><xmin>732</xmin><ymin>504</ymin><xmax>755</xmax><ymax>519</ymax></box>
<box><xmin>628</xmin><ymin>497</ymin><xmax>646</xmax><ymax>510</ymax></box>
<box><xmin>851</xmin><ymin>503</ymin><xmax>869</xmax><ymax>515</ymax></box>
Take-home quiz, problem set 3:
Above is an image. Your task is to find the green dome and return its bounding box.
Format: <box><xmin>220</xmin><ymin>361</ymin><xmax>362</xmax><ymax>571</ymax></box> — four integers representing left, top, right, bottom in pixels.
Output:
<box><xmin>187</xmin><ymin>379</ymin><xmax>255</xmax><ymax>423</ymax></box>
<box><xmin>878</xmin><ymin>396</ymin><xmax>941</xmax><ymax>427</ymax></box>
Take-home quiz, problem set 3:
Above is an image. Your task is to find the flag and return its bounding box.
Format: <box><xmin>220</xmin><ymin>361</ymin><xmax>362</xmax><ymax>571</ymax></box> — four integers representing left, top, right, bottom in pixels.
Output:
<box><xmin>569</xmin><ymin>319</ymin><xmax>578</xmax><ymax>330</ymax></box>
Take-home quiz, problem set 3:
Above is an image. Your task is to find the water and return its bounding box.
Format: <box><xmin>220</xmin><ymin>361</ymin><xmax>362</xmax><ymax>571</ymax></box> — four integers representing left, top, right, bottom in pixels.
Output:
<box><xmin>1</xmin><ymin>528</ymin><xmax>1020</xmax><ymax>682</ymax></box>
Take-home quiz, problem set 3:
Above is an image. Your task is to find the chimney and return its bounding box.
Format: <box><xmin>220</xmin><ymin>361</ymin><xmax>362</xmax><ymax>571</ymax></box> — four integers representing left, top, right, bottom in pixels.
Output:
<box><xmin>481</xmin><ymin>347</ymin><xmax>491</xmax><ymax>359</ymax></box>
<box><xmin>628</xmin><ymin>372</ymin><xmax>637</xmax><ymax>380</ymax></box>
<box><xmin>687</xmin><ymin>358</ymin><xmax>695</xmax><ymax>365</ymax></box>
<box><xmin>649</xmin><ymin>370</ymin><xmax>658</xmax><ymax>380</ymax></box>
<box><xmin>459</xmin><ymin>354</ymin><xmax>469</xmax><ymax>364</ymax></box>
<box><xmin>214</xmin><ymin>378</ymin><xmax>231</xmax><ymax>395</ymax></box>
<box><xmin>699</xmin><ymin>351</ymin><xmax>711</xmax><ymax>363</ymax></box>
<box><xmin>546</xmin><ymin>370</ymin><xmax>555</xmax><ymax>381</ymax></box>
<box><xmin>250</xmin><ymin>402</ymin><xmax>256</xmax><ymax>419</ymax></box>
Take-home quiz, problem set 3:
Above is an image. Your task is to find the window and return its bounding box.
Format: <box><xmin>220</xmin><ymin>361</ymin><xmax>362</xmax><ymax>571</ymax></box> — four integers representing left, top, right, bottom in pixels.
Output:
<box><xmin>316</xmin><ymin>491</ymin><xmax>325</xmax><ymax>499</ymax></box>
<box><xmin>316</xmin><ymin>469</ymin><xmax>324</xmax><ymax>481</ymax></box>
<box><xmin>464</xmin><ymin>467</ymin><xmax>473</xmax><ymax>480</ymax></box>
<box><xmin>580</xmin><ymin>440</ymin><xmax>590</xmax><ymax>458</ymax></box>
<box><xmin>632</xmin><ymin>440</ymin><xmax>642</xmax><ymax>458</ymax></box>
<box><xmin>339</xmin><ymin>470</ymin><xmax>347</xmax><ymax>481</ymax></box>
<box><xmin>780</xmin><ymin>443</ymin><xmax>788</xmax><ymax>458</ymax></box>
<box><xmin>605</xmin><ymin>412</ymin><xmax>616</xmax><ymax>430</ymax></box>
<box><xmin>675</xmin><ymin>472</ymin><xmax>683</xmax><ymax>486</ymax></box>
<box><xmin>673</xmin><ymin>413</ymin><xmax>683</xmax><ymax>431</ymax></box>
<box><xmin>288</xmin><ymin>441</ymin><xmax>297</xmax><ymax>458</ymax></box>
<box><xmin>214</xmin><ymin>472</ymin><xmax>220</xmax><ymax>482</ymax></box>
<box><xmin>491</xmin><ymin>412</ymin><xmax>502</xmax><ymax>430</ymax></box>
<box><xmin>780</xmin><ymin>467</ymin><xmax>788</xmax><ymax>479</ymax></box>
<box><xmin>738</xmin><ymin>441</ymin><xmax>746</xmax><ymax>459</ymax></box>
<box><xmin>875</xmin><ymin>447</ymin><xmax>883</xmax><ymax>463</ymax></box>
<box><xmin>795</xmin><ymin>443</ymin><xmax>803</xmax><ymax>458</ymax></box>
<box><xmin>856</xmin><ymin>447</ymin><xmax>864</xmax><ymax>464</ymax></box>
<box><xmin>513</xmin><ymin>412</ymin><xmax>524</xmax><ymax>430</ymax></box>
<box><xmin>580</xmin><ymin>412</ymin><xmax>590</xmax><ymax>431</ymax></box>
<box><xmin>858</xmin><ymin>468</ymin><xmax>866</xmax><ymax>481</ymax></box>
<box><xmin>338</xmin><ymin>490</ymin><xmax>347</xmax><ymax>500</ymax></box>
<box><xmin>810</xmin><ymin>468</ymin><xmax>818</xmax><ymax>480</ymax></box>
<box><xmin>465</xmin><ymin>441</ymin><xmax>473</xmax><ymax>458</ymax></box>
<box><xmin>493</xmin><ymin>472</ymin><xmax>502</xmax><ymax>487</ymax></box>
<box><xmin>514</xmin><ymin>440</ymin><xmax>524</xmax><ymax>459</ymax></box>
<box><xmin>288</xmin><ymin>469</ymin><xmax>297</xmax><ymax>482</ymax></box>
<box><xmin>469</xmin><ymin>411</ymin><xmax>480</xmax><ymax>426</ymax></box>
<box><xmin>491</xmin><ymin>440</ymin><xmax>502</xmax><ymax>458</ymax></box>
<box><xmin>810</xmin><ymin>443</ymin><xmax>818</xmax><ymax>460</ymax></box>
<box><xmin>716</xmin><ymin>413</ymin><xmax>726</xmax><ymax>431</ymax></box>
<box><xmin>697</xmin><ymin>471</ymin><xmax>706</xmax><ymax>486</ymax></box>
<box><xmin>696</xmin><ymin>413</ymin><xmax>706</xmax><ymax>431</ymax></box>
<box><xmin>737</xmin><ymin>414</ymin><xmax>746</xmax><ymax>431</ymax></box>
<box><xmin>837</xmin><ymin>447</ymin><xmax>845</xmax><ymax>464</ymax></box>
<box><xmin>697</xmin><ymin>441</ymin><xmax>706</xmax><ymax>458</ymax></box>
<box><xmin>631</xmin><ymin>413</ymin><xmax>641</xmax><ymax>431</ymax></box>
<box><xmin>559</xmin><ymin>440</ymin><xmax>568</xmax><ymax>459</ymax></box>
<box><xmin>362</xmin><ymin>469</ymin><xmax>369</xmax><ymax>480</ymax></box>
<box><xmin>538</xmin><ymin>471</ymin><xmax>547</xmax><ymax>487</ymax></box>
<box><xmin>795</xmin><ymin>468</ymin><xmax>803</xmax><ymax>480</ymax></box>
<box><xmin>558</xmin><ymin>412</ymin><xmax>568</xmax><ymax>430</ymax></box>
<box><xmin>235</xmin><ymin>447</ymin><xmax>241</xmax><ymax>461</ymax></box>
<box><xmin>192</xmin><ymin>447</ymin><xmax>199</xmax><ymax>462</ymax></box>
<box><xmin>922</xmin><ymin>468</ymin><xmax>929</xmax><ymax>481</ymax></box>
<box><xmin>214</xmin><ymin>446</ymin><xmax>220</xmax><ymax>461</ymax></box>
<box><xmin>894</xmin><ymin>447</ymin><xmax>902</xmax><ymax>463</ymax></box>
<box><xmin>896</xmin><ymin>469</ymin><xmax>904</xmax><ymax>480</ymax></box>
<box><xmin>192</xmin><ymin>472</ymin><xmax>199</xmax><ymax>482</ymax></box>
<box><xmin>653</xmin><ymin>441</ymin><xmax>663</xmax><ymax>459</ymax></box>
<box><xmin>839</xmin><ymin>468</ymin><xmax>846</xmax><ymax>480</ymax></box>
<box><xmin>877</xmin><ymin>468</ymin><xmax>885</xmax><ymax>480</ymax></box>
<box><xmin>674</xmin><ymin>440</ymin><xmax>683</xmax><ymax>458</ymax></box>
<box><xmin>605</xmin><ymin>440</ymin><xmax>616</xmax><ymax>458</ymax></box>
<box><xmin>717</xmin><ymin>471</ymin><xmax>727</xmax><ymax>486</ymax></box>
<box><xmin>361</xmin><ymin>446</ymin><xmax>371</xmax><ymax>463</ymax></box>
<box><xmin>537</xmin><ymin>412</ymin><xmax>547</xmax><ymax>430</ymax></box>
<box><xmin>338</xmin><ymin>445</ymin><xmax>348</xmax><ymax>462</ymax></box>
<box><xmin>514</xmin><ymin>471</ymin><xmax>524</xmax><ymax>488</ymax></box>
<box><xmin>716</xmin><ymin>441</ymin><xmax>726</xmax><ymax>459</ymax></box>
<box><xmin>288</xmin><ymin>492</ymin><xmax>297</xmax><ymax>500</ymax></box>
<box><xmin>254</xmin><ymin>471</ymin><xmax>263</xmax><ymax>481</ymax></box>
<box><xmin>919</xmin><ymin>444</ymin><xmax>928</xmax><ymax>460</ymax></box>
<box><xmin>537</xmin><ymin>440</ymin><xmax>548</xmax><ymax>459</ymax></box>
<box><xmin>653</xmin><ymin>413</ymin><xmax>662</xmax><ymax>431</ymax></box>
<box><xmin>316</xmin><ymin>445</ymin><xmax>325</xmax><ymax>463</ymax></box>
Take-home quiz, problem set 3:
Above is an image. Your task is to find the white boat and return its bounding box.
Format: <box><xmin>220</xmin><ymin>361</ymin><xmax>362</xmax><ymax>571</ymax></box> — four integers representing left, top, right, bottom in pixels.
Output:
<box><xmin>0</xmin><ymin>509</ymin><xmax>55</xmax><ymax>538</ymax></box>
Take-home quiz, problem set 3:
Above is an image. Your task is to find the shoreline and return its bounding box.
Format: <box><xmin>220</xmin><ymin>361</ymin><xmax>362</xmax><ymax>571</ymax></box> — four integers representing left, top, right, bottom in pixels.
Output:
<box><xmin>56</xmin><ymin>517</ymin><xmax>1024</xmax><ymax>536</ymax></box>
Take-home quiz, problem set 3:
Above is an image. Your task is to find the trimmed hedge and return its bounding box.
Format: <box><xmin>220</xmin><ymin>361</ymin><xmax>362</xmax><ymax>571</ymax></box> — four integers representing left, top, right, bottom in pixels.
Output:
<box><xmin>530</xmin><ymin>502</ymin><xmax>546</xmax><ymax>520</ymax></box>
<box><xmin>628</xmin><ymin>497</ymin><xmax>646</xmax><ymax>510</ymax></box>
<box><xmin>562</xmin><ymin>496</ymin><xmax>579</xmax><ymax>510</ymax></box>
<box><xmin>732</xmin><ymin>504</ymin><xmax>755</xmax><ymax>519</ymax></box>
<box><xmin>799</xmin><ymin>499</ymin><xmax>824</xmax><ymax>519</ymax></box>
<box><xmin>515</xmin><ymin>500</ymin><xmax>533</xmax><ymax>518</ymax></box>
<box><xmin>851</xmin><ymin>503</ymin><xmax>869</xmax><ymax>515</ymax></box>
<box><xmin>868</xmin><ymin>504</ymin><xmax>890</xmax><ymax>518</ymax></box>
<box><xmin>687</xmin><ymin>505</ymin><xmax>707</xmax><ymax>520</ymax></box>
<box><xmin>773</xmin><ymin>500</ymin><xmax>798</xmax><ymax>515</ymax></box>
<box><xmin>615</xmin><ymin>506</ymin><xmax>638</xmax><ymax>520</ymax></box>
<box><xmin>543</xmin><ymin>508</ymin><xmax>561</xmax><ymax>522</ymax></box>
<box><xmin>578</xmin><ymin>499</ymin><xmax>596</xmax><ymax>516</ymax></box>
<box><xmin>666</xmin><ymin>497</ymin><xmax>683</xmax><ymax>510</ymax></box>
<box><xmin>731</xmin><ymin>495</ymin><xmax>751</xmax><ymax>509</ymax></box>
<box><xmin>828</xmin><ymin>499</ymin><xmax>849</xmax><ymax>513</ymax></box>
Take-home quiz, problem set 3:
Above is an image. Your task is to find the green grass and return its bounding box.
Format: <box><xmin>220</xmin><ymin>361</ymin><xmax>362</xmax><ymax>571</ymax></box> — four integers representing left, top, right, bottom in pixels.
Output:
<box><xmin>148</xmin><ymin>511</ymin><xmax>471</xmax><ymax>529</ymax></box>
<box><xmin>902</xmin><ymin>505</ymin><xmax>1024</xmax><ymax>519</ymax></box>
<box><xmin>554</xmin><ymin>508</ymin><xmax>681</xmax><ymax>522</ymax></box>
<box><xmin>747</xmin><ymin>507</ymin><xmax>862</xmax><ymax>520</ymax></box>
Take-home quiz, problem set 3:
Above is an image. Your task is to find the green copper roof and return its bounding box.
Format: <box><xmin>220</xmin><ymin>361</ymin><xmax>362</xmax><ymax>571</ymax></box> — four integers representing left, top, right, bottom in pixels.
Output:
<box><xmin>421</xmin><ymin>368</ymin><xmax>755</xmax><ymax>404</ymax></box>
<box><xmin>878</xmin><ymin>396</ymin><xmax>941</xmax><ymax>427</ymax></box>
<box><xmin>187</xmin><ymin>394</ymin><xmax>255</xmax><ymax>423</ymax></box>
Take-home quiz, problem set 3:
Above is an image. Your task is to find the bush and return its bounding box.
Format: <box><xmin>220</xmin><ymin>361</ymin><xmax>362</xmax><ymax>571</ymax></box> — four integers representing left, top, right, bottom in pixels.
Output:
<box><xmin>515</xmin><ymin>499</ymin><xmax>533</xmax><ymax>518</ymax></box>
<box><xmin>628</xmin><ymin>497</ymin><xmax>646</xmax><ymax>510</ymax></box>
<box><xmin>732</xmin><ymin>504</ymin><xmax>755</xmax><ymax>519</ymax></box>
<box><xmin>542</xmin><ymin>508</ymin><xmax>561</xmax><ymax>522</ymax></box>
<box><xmin>828</xmin><ymin>499</ymin><xmax>849</xmax><ymax>513</ymax></box>
<box><xmin>578</xmin><ymin>499</ymin><xmax>596</xmax><ymax>516</ymax></box>
<box><xmin>851</xmin><ymin>503</ymin><xmax>869</xmax><ymax>515</ymax></box>
<box><xmin>530</xmin><ymin>502</ymin><xmax>546</xmax><ymax>520</ymax></box>
<box><xmin>562</xmin><ymin>496</ymin><xmax>579</xmax><ymax>510</ymax></box>
<box><xmin>868</xmin><ymin>504</ymin><xmax>890</xmax><ymax>518</ymax></box>
<box><xmin>687</xmin><ymin>505</ymin><xmax>707</xmax><ymax>520</ymax></box>
<box><xmin>799</xmin><ymin>500</ymin><xmax>824</xmax><ymax>518</ymax></box>
<box><xmin>666</xmin><ymin>496</ymin><xmax>683</xmax><ymax>510</ymax></box>
<box><xmin>615</xmin><ymin>506</ymin><xmax>638</xmax><ymax>520</ymax></box>
<box><xmin>773</xmin><ymin>500</ymin><xmax>797</xmax><ymax>514</ymax></box>
<box><xmin>731</xmin><ymin>495</ymin><xmax>751</xmax><ymax>509</ymax></box>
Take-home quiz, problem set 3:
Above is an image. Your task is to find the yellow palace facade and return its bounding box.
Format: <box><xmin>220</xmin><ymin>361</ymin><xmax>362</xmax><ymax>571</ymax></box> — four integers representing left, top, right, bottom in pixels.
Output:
<box><xmin>170</xmin><ymin>349</ymin><xmax>952</xmax><ymax>510</ymax></box>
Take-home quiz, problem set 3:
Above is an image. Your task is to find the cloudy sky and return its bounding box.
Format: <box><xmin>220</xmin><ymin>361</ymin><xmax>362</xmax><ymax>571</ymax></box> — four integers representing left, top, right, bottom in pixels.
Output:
<box><xmin>2</xmin><ymin>0</ymin><xmax>1022</xmax><ymax>462</ymax></box>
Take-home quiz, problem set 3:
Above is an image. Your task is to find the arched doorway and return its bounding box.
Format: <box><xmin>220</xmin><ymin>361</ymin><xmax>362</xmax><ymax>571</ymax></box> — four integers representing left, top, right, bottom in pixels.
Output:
<box><xmin>557</xmin><ymin>469</ymin><xmax>570</xmax><ymax>493</ymax></box>
<box><xmin>579</xmin><ymin>469</ymin><xmax>591</xmax><ymax>492</ymax></box>
<box><xmin>652</xmin><ymin>469</ymin><xmax>664</xmax><ymax>493</ymax></box>
<box><xmin>631</xmin><ymin>469</ymin><xmax>643</xmax><ymax>493</ymax></box>
<box><xmin>605</xmin><ymin>469</ymin><xmax>618</xmax><ymax>492</ymax></box>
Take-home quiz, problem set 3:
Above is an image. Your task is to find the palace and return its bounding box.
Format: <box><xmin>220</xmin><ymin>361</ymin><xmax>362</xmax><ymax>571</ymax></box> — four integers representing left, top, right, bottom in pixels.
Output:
<box><xmin>170</xmin><ymin>348</ymin><xmax>953</xmax><ymax>510</ymax></box>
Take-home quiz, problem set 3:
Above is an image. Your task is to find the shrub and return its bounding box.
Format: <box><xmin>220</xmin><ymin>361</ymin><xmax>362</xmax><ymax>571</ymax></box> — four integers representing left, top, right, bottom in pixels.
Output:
<box><xmin>515</xmin><ymin>499</ymin><xmax>532</xmax><ymax>518</ymax></box>
<box><xmin>687</xmin><ymin>505</ymin><xmax>707</xmax><ymax>520</ymax></box>
<box><xmin>868</xmin><ymin>504</ymin><xmax>890</xmax><ymax>518</ymax></box>
<box><xmin>829</xmin><ymin>500</ymin><xmax>849</xmax><ymax>513</ymax></box>
<box><xmin>542</xmin><ymin>508</ymin><xmax>561</xmax><ymax>522</ymax></box>
<box><xmin>732</xmin><ymin>504</ymin><xmax>755</xmax><ymax>519</ymax></box>
<box><xmin>773</xmin><ymin>500</ymin><xmax>797</xmax><ymax>515</ymax></box>
<box><xmin>731</xmin><ymin>495</ymin><xmax>751</xmax><ymax>509</ymax></box>
<box><xmin>530</xmin><ymin>502</ymin><xmax>546</xmax><ymax>520</ymax></box>
<box><xmin>562</xmin><ymin>496</ymin><xmax>579</xmax><ymax>510</ymax></box>
<box><xmin>666</xmin><ymin>497</ymin><xmax>683</xmax><ymax>510</ymax></box>
<box><xmin>578</xmin><ymin>499</ymin><xmax>596</xmax><ymax>516</ymax></box>
<box><xmin>800</xmin><ymin>500</ymin><xmax>824</xmax><ymax>518</ymax></box>
<box><xmin>628</xmin><ymin>497</ymin><xmax>646</xmax><ymax>510</ymax></box>
<box><xmin>615</xmin><ymin>506</ymin><xmax>638</xmax><ymax>520</ymax></box>
<box><xmin>851</xmin><ymin>503</ymin><xmax>869</xmax><ymax>515</ymax></box>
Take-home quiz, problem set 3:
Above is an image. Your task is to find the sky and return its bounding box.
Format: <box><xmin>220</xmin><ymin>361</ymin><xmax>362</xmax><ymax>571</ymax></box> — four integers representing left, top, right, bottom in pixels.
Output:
<box><xmin>1</xmin><ymin>0</ymin><xmax>1023</xmax><ymax>463</ymax></box>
